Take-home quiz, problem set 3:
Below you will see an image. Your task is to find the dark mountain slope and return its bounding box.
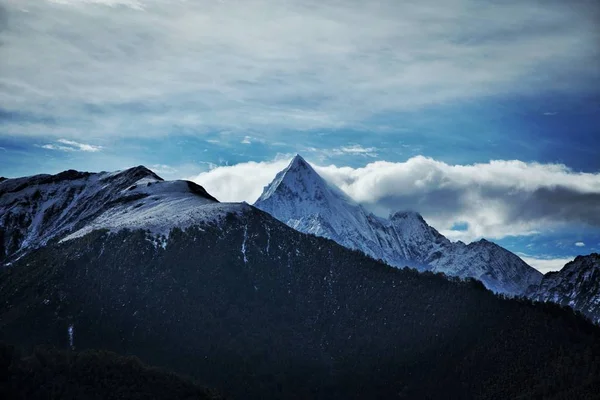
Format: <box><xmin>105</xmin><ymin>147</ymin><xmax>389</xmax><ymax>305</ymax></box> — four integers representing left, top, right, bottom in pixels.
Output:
<box><xmin>0</xmin><ymin>342</ymin><xmax>222</xmax><ymax>400</ymax></box>
<box><xmin>1</xmin><ymin>205</ymin><xmax>599</xmax><ymax>399</ymax></box>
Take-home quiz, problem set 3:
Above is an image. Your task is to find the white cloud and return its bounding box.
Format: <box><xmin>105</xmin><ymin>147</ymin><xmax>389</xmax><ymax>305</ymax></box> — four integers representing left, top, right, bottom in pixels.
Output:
<box><xmin>1</xmin><ymin>0</ymin><xmax>598</xmax><ymax>137</ymax></box>
<box><xmin>334</xmin><ymin>145</ymin><xmax>378</xmax><ymax>157</ymax></box>
<box><xmin>193</xmin><ymin>158</ymin><xmax>290</xmax><ymax>204</ymax></box>
<box><xmin>151</xmin><ymin>164</ymin><xmax>177</xmax><ymax>174</ymax></box>
<box><xmin>192</xmin><ymin>155</ymin><xmax>600</xmax><ymax>242</ymax></box>
<box><xmin>575</xmin><ymin>242</ymin><xmax>586</xmax><ymax>247</ymax></box>
<box><xmin>57</xmin><ymin>139</ymin><xmax>102</xmax><ymax>152</ymax></box>
<box><xmin>38</xmin><ymin>138</ymin><xmax>103</xmax><ymax>152</ymax></box>
<box><xmin>517</xmin><ymin>254</ymin><xmax>575</xmax><ymax>274</ymax></box>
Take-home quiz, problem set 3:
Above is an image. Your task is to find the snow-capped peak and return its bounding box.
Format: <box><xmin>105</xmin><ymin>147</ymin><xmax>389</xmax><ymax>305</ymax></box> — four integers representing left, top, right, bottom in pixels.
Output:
<box><xmin>257</xmin><ymin>154</ymin><xmax>352</xmax><ymax>205</ymax></box>
<box><xmin>255</xmin><ymin>156</ymin><xmax>542</xmax><ymax>295</ymax></box>
<box><xmin>389</xmin><ymin>211</ymin><xmax>439</xmax><ymax>240</ymax></box>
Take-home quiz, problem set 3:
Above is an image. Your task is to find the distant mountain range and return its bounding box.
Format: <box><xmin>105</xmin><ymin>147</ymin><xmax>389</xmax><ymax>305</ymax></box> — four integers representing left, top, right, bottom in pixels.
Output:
<box><xmin>255</xmin><ymin>155</ymin><xmax>542</xmax><ymax>296</ymax></box>
<box><xmin>1</xmin><ymin>162</ymin><xmax>600</xmax><ymax>398</ymax></box>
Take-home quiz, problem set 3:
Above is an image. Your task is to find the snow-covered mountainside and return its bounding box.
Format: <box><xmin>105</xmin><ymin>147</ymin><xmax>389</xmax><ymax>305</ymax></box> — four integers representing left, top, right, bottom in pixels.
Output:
<box><xmin>528</xmin><ymin>254</ymin><xmax>600</xmax><ymax>324</ymax></box>
<box><xmin>255</xmin><ymin>155</ymin><xmax>542</xmax><ymax>295</ymax></box>
<box><xmin>0</xmin><ymin>166</ymin><xmax>223</xmax><ymax>263</ymax></box>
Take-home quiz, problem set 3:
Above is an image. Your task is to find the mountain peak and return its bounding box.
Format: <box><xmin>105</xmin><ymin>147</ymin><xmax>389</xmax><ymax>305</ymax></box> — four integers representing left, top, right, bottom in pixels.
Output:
<box><xmin>390</xmin><ymin>210</ymin><xmax>424</xmax><ymax>222</ymax></box>
<box><xmin>285</xmin><ymin>154</ymin><xmax>317</xmax><ymax>178</ymax></box>
<box><xmin>256</xmin><ymin>155</ymin><xmax>337</xmax><ymax>204</ymax></box>
<box><xmin>116</xmin><ymin>165</ymin><xmax>163</xmax><ymax>183</ymax></box>
<box><xmin>289</xmin><ymin>154</ymin><xmax>309</xmax><ymax>169</ymax></box>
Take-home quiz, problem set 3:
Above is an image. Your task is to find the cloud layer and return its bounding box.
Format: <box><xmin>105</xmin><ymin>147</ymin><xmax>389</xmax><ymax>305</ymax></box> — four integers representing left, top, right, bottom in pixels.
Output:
<box><xmin>1</xmin><ymin>0</ymin><xmax>599</xmax><ymax>137</ymax></box>
<box><xmin>192</xmin><ymin>155</ymin><xmax>600</xmax><ymax>242</ymax></box>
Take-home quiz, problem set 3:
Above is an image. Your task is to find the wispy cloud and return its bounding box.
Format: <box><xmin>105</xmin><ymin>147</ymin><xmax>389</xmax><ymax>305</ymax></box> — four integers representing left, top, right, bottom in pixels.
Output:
<box><xmin>334</xmin><ymin>145</ymin><xmax>378</xmax><ymax>157</ymax></box>
<box><xmin>38</xmin><ymin>138</ymin><xmax>102</xmax><ymax>152</ymax></box>
<box><xmin>575</xmin><ymin>242</ymin><xmax>586</xmax><ymax>247</ymax></box>
<box><xmin>150</xmin><ymin>164</ymin><xmax>177</xmax><ymax>175</ymax></box>
<box><xmin>1</xmin><ymin>0</ymin><xmax>598</xmax><ymax>138</ymax></box>
<box><xmin>48</xmin><ymin>0</ymin><xmax>145</xmax><ymax>10</ymax></box>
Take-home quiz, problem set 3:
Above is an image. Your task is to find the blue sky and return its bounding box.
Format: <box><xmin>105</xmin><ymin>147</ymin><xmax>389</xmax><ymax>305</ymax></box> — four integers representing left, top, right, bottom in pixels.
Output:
<box><xmin>1</xmin><ymin>0</ymin><xmax>599</xmax><ymax>272</ymax></box>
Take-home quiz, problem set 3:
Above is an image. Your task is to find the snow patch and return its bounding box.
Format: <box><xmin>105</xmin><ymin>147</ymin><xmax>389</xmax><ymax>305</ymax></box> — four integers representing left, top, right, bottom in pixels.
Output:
<box><xmin>241</xmin><ymin>225</ymin><xmax>249</xmax><ymax>264</ymax></box>
<box><xmin>68</xmin><ymin>324</ymin><xmax>74</xmax><ymax>349</ymax></box>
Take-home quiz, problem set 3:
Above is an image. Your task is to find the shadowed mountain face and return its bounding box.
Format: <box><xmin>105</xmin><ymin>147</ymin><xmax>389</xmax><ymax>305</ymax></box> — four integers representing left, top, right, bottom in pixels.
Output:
<box><xmin>255</xmin><ymin>155</ymin><xmax>542</xmax><ymax>295</ymax></box>
<box><xmin>1</xmin><ymin>202</ymin><xmax>600</xmax><ymax>399</ymax></box>
<box><xmin>529</xmin><ymin>254</ymin><xmax>600</xmax><ymax>324</ymax></box>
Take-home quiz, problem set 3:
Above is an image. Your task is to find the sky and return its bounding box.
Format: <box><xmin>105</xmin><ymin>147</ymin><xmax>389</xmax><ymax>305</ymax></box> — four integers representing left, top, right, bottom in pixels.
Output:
<box><xmin>0</xmin><ymin>0</ymin><xmax>599</xmax><ymax>273</ymax></box>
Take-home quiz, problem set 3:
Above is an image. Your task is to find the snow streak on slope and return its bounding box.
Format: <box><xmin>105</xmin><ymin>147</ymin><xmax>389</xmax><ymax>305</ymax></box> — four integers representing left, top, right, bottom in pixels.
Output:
<box><xmin>255</xmin><ymin>155</ymin><xmax>542</xmax><ymax>295</ymax></box>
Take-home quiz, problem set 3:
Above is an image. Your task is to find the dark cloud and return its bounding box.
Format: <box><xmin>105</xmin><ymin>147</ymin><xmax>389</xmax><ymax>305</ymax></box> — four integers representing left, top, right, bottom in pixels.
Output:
<box><xmin>509</xmin><ymin>187</ymin><xmax>600</xmax><ymax>227</ymax></box>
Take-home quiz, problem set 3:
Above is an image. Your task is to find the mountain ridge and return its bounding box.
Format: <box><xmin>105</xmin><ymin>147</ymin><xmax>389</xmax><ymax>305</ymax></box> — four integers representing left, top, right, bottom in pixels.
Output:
<box><xmin>0</xmin><ymin>165</ymin><xmax>218</xmax><ymax>263</ymax></box>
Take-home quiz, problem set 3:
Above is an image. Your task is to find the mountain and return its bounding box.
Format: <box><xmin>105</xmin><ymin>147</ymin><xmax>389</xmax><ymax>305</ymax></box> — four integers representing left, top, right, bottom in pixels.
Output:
<box><xmin>255</xmin><ymin>155</ymin><xmax>542</xmax><ymax>295</ymax></box>
<box><xmin>528</xmin><ymin>254</ymin><xmax>600</xmax><ymax>324</ymax></box>
<box><xmin>0</xmin><ymin>166</ymin><xmax>219</xmax><ymax>264</ymax></box>
<box><xmin>2</xmin><ymin>191</ymin><xmax>600</xmax><ymax>399</ymax></box>
<box><xmin>2</xmin><ymin>166</ymin><xmax>600</xmax><ymax>398</ymax></box>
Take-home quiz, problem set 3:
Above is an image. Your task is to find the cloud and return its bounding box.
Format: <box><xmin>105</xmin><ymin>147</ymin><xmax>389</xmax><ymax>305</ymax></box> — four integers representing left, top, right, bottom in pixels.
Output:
<box><xmin>334</xmin><ymin>145</ymin><xmax>378</xmax><ymax>157</ymax></box>
<box><xmin>48</xmin><ymin>0</ymin><xmax>144</xmax><ymax>9</ymax></box>
<box><xmin>39</xmin><ymin>138</ymin><xmax>102</xmax><ymax>152</ymax></box>
<box><xmin>517</xmin><ymin>254</ymin><xmax>575</xmax><ymax>274</ymax></box>
<box><xmin>193</xmin><ymin>158</ymin><xmax>290</xmax><ymax>204</ymax></box>
<box><xmin>150</xmin><ymin>164</ymin><xmax>177</xmax><ymax>175</ymax></box>
<box><xmin>575</xmin><ymin>242</ymin><xmax>586</xmax><ymax>247</ymax></box>
<box><xmin>1</xmin><ymin>0</ymin><xmax>599</xmax><ymax>138</ymax></box>
<box><xmin>543</xmin><ymin>112</ymin><xmax>558</xmax><ymax>116</ymax></box>
<box><xmin>192</xmin><ymin>155</ymin><xmax>600</xmax><ymax>242</ymax></box>
<box><xmin>0</xmin><ymin>3</ymin><xmax>7</xmax><ymax>35</ymax></box>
